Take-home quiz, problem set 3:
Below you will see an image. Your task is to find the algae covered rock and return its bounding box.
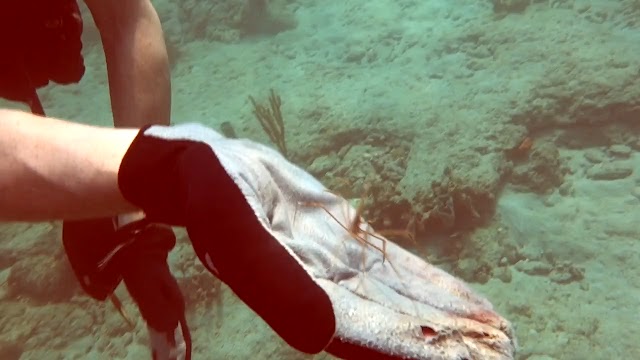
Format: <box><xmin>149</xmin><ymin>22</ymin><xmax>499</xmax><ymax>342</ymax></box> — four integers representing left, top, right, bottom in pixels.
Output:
<box><xmin>0</xmin><ymin>340</ymin><xmax>23</xmax><ymax>360</ymax></box>
<box><xmin>509</xmin><ymin>141</ymin><xmax>567</xmax><ymax>194</ymax></box>
<box><xmin>172</xmin><ymin>0</ymin><xmax>297</xmax><ymax>43</ymax></box>
<box><xmin>491</xmin><ymin>0</ymin><xmax>531</xmax><ymax>14</ymax></box>
<box><xmin>6</xmin><ymin>252</ymin><xmax>78</xmax><ymax>303</ymax></box>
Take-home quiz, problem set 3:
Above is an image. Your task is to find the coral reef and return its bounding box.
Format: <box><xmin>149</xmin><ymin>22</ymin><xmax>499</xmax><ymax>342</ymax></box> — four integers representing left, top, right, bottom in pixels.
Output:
<box><xmin>304</xmin><ymin>126</ymin><xmax>415</xmax><ymax>232</ymax></box>
<box><xmin>508</xmin><ymin>141</ymin><xmax>567</xmax><ymax>193</ymax></box>
<box><xmin>1</xmin><ymin>223</ymin><xmax>80</xmax><ymax>304</ymax></box>
<box><xmin>430</xmin><ymin>219</ymin><xmax>521</xmax><ymax>284</ymax></box>
<box><xmin>418</xmin><ymin>165</ymin><xmax>502</xmax><ymax>233</ymax></box>
<box><xmin>249</xmin><ymin>89</ymin><xmax>288</xmax><ymax>158</ymax></box>
<box><xmin>169</xmin><ymin>0</ymin><xmax>298</xmax><ymax>43</ymax></box>
<box><xmin>6</xmin><ymin>253</ymin><xmax>79</xmax><ymax>303</ymax></box>
<box><xmin>491</xmin><ymin>0</ymin><xmax>532</xmax><ymax>14</ymax></box>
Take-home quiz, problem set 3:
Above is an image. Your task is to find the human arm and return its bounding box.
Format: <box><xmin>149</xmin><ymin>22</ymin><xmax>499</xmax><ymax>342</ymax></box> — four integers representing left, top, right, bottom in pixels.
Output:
<box><xmin>65</xmin><ymin>3</ymin><xmax>182</xmax><ymax>357</ymax></box>
<box><xmin>0</xmin><ymin>0</ymin><xmax>173</xmax><ymax>219</ymax></box>
<box><xmin>0</xmin><ymin>109</ymin><xmax>327</xmax><ymax>357</ymax></box>
<box><xmin>83</xmin><ymin>0</ymin><xmax>171</xmax><ymax>127</ymax></box>
<box><xmin>0</xmin><ymin>109</ymin><xmax>138</xmax><ymax>221</ymax></box>
<box><xmin>0</xmin><ymin>110</ymin><xmax>190</xmax><ymax>357</ymax></box>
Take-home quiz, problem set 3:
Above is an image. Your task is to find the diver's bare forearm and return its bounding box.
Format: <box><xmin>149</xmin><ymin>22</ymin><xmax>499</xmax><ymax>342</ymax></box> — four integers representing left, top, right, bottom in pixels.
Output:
<box><xmin>84</xmin><ymin>0</ymin><xmax>171</xmax><ymax>127</ymax></box>
<box><xmin>0</xmin><ymin>109</ymin><xmax>139</xmax><ymax>221</ymax></box>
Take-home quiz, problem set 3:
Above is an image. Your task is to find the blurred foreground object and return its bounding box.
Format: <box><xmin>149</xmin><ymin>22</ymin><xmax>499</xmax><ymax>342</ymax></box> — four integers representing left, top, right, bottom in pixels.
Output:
<box><xmin>0</xmin><ymin>0</ymin><xmax>85</xmax><ymax>114</ymax></box>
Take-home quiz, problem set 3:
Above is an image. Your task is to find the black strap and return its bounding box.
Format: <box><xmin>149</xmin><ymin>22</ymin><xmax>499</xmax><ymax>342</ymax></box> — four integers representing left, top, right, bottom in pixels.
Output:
<box><xmin>19</xmin><ymin>61</ymin><xmax>45</xmax><ymax>116</ymax></box>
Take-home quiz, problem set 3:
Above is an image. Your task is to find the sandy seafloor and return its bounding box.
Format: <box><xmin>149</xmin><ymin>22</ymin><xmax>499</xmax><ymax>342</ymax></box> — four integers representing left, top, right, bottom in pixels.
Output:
<box><xmin>1</xmin><ymin>0</ymin><xmax>639</xmax><ymax>359</ymax></box>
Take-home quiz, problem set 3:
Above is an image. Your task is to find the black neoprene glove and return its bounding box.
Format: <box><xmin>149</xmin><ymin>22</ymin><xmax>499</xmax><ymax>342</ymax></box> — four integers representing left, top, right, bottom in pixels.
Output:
<box><xmin>115</xmin><ymin>223</ymin><xmax>185</xmax><ymax>332</ymax></box>
<box><xmin>62</xmin><ymin>218</ymin><xmax>125</xmax><ymax>301</ymax></box>
<box><xmin>117</xmin><ymin>127</ymin><xmax>336</xmax><ymax>355</ymax></box>
<box><xmin>62</xmin><ymin>219</ymin><xmax>191</xmax><ymax>360</ymax></box>
<box><xmin>116</xmin><ymin>222</ymin><xmax>192</xmax><ymax>360</ymax></box>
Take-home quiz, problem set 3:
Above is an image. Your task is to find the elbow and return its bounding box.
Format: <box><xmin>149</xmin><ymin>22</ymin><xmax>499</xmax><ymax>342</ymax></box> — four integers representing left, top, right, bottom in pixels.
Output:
<box><xmin>84</xmin><ymin>0</ymin><xmax>163</xmax><ymax>44</ymax></box>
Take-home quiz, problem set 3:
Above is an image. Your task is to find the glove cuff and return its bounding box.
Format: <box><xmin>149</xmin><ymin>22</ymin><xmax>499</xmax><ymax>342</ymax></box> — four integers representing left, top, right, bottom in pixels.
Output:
<box><xmin>117</xmin><ymin>126</ymin><xmax>210</xmax><ymax>225</ymax></box>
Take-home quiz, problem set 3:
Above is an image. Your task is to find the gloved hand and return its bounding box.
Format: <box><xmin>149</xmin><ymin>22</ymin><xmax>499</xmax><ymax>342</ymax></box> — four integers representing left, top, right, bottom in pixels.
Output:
<box><xmin>62</xmin><ymin>219</ymin><xmax>191</xmax><ymax>360</ymax></box>
<box><xmin>117</xmin><ymin>124</ymin><xmax>517</xmax><ymax>359</ymax></box>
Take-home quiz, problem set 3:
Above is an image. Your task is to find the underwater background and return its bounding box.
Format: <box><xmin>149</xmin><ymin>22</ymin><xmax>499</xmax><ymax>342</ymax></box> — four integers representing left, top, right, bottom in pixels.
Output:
<box><xmin>1</xmin><ymin>0</ymin><xmax>639</xmax><ymax>359</ymax></box>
